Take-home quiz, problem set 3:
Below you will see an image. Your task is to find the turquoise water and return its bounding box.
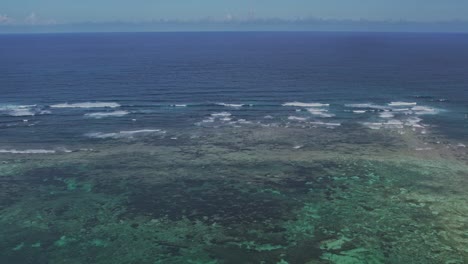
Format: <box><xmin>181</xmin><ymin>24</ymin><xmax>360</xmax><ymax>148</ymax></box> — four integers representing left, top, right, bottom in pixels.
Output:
<box><xmin>0</xmin><ymin>32</ymin><xmax>467</xmax><ymax>263</ymax></box>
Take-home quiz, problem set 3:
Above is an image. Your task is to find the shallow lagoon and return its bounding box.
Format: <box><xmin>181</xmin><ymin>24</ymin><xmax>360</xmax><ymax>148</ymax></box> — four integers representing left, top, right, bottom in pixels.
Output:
<box><xmin>1</xmin><ymin>124</ymin><xmax>467</xmax><ymax>263</ymax></box>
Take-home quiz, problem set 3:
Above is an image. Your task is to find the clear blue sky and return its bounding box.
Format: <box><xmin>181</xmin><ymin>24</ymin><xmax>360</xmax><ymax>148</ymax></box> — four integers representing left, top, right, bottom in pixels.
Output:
<box><xmin>1</xmin><ymin>0</ymin><xmax>468</xmax><ymax>24</ymax></box>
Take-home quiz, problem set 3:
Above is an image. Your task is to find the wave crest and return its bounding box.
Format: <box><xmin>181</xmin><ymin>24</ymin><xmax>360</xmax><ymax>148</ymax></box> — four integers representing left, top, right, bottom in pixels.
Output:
<box><xmin>85</xmin><ymin>111</ymin><xmax>129</xmax><ymax>118</ymax></box>
<box><xmin>283</xmin><ymin>102</ymin><xmax>329</xmax><ymax>107</ymax></box>
<box><xmin>86</xmin><ymin>129</ymin><xmax>165</xmax><ymax>139</ymax></box>
<box><xmin>51</xmin><ymin>102</ymin><xmax>120</xmax><ymax>108</ymax></box>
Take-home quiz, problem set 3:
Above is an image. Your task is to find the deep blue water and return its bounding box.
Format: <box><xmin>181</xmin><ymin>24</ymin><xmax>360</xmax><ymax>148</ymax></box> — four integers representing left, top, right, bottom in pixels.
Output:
<box><xmin>0</xmin><ymin>32</ymin><xmax>467</xmax><ymax>147</ymax></box>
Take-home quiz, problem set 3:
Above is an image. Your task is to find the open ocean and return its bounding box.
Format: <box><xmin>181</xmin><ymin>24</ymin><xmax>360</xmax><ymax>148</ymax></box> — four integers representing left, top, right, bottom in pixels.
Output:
<box><xmin>0</xmin><ymin>32</ymin><xmax>467</xmax><ymax>263</ymax></box>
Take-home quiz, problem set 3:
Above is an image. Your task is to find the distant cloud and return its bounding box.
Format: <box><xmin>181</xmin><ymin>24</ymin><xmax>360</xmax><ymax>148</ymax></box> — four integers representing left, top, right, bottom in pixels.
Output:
<box><xmin>1</xmin><ymin>15</ymin><xmax>468</xmax><ymax>33</ymax></box>
<box><xmin>23</xmin><ymin>12</ymin><xmax>56</xmax><ymax>25</ymax></box>
<box><xmin>224</xmin><ymin>13</ymin><xmax>234</xmax><ymax>22</ymax></box>
<box><xmin>25</xmin><ymin>12</ymin><xmax>37</xmax><ymax>25</ymax></box>
<box><xmin>0</xmin><ymin>14</ymin><xmax>13</xmax><ymax>24</ymax></box>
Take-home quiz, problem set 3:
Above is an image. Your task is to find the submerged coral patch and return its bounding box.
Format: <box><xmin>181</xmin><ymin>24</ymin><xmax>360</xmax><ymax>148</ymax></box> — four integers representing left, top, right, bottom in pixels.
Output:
<box><xmin>125</xmin><ymin>178</ymin><xmax>296</xmax><ymax>224</ymax></box>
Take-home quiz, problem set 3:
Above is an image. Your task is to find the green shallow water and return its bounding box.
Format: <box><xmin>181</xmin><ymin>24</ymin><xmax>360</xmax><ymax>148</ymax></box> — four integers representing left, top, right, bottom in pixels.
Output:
<box><xmin>0</xmin><ymin>126</ymin><xmax>467</xmax><ymax>264</ymax></box>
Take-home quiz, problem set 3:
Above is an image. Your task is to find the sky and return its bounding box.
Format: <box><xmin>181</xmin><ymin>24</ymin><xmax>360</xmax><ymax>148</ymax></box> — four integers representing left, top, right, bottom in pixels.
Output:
<box><xmin>1</xmin><ymin>1</ymin><xmax>468</xmax><ymax>32</ymax></box>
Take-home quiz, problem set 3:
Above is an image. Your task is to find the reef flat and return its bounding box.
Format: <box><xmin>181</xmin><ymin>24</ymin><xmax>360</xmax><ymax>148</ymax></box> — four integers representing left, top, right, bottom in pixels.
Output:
<box><xmin>0</xmin><ymin>124</ymin><xmax>466</xmax><ymax>264</ymax></box>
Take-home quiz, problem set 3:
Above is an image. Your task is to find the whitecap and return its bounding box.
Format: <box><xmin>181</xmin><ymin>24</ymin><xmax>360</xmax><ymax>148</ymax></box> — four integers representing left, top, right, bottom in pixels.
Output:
<box><xmin>216</xmin><ymin>103</ymin><xmax>244</xmax><ymax>108</ymax></box>
<box><xmin>361</xmin><ymin>122</ymin><xmax>384</xmax><ymax>130</ymax></box>
<box><xmin>283</xmin><ymin>102</ymin><xmax>329</xmax><ymax>107</ymax></box>
<box><xmin>411</xmin><ymin>106</ymin><xmax>439</xmax><ymax>115</ymax></box>
<box><xmin>386</xmin><ymin>119</ymin><xmax>404</xmax><ymax>127</ymax></box>
<box><xmin>170</xmin><ymin>104</ymin><xmax>187</xmax><ymax>107</ymax></box>
<box><xmin>235</xmin><ymin>119</ymin><xmax>252</xmax><ymax>124</ymax></box>
<box><xmin>388</xmin><ymin>102</ymin><xmax>417</xmax><ymax>107</ymax></box>
<box><xmin>352</xmin><ymin>110</ymin><xmax>367</xmax><ymax>114</ymax></box>
<box><xmin>85</xmin><ymin>111</ymin><xmax>129</xmax><ymax>118</ymax></box>
<box><xmin>415</xmin><ymin>147</ymin><xmax>433</xmax><ymax>151</ymax></box>
<box><xmin>404</xmin><ymin>117</ymin><xmax>424</xmax><ymax>128</ymax></box>
<box><xmin>309</xmin><ymin>121</ymin><xmax>341</xmax><ymax>127</ymax></box>
<box><xmin>307</xmin><ymin>108</ymin><xmax>335</xmax><ymax>118</ymax></box>
<box><xmin>8</xmin><ymin>108</ymin><xmax>36</xmax><ymax>117</ymax></box>
<box><xmin>86</xmin><ymin>129</ymin><xmax>165</xmax><ymax>139</ymax></box>
<box><xmin>362</xmin><ymin>120</ymin><xmax>404</xmax><ymax>130</ymax></box>
<box><xmin>345</xmin><ymin>103</ymin><xmax>387</xmax><ymax>110</ymax></box>
<box><xmin>197</xmin><ymin>113</ymin><xmax>234</xmax><ymax>126</ymax></box>
<box><xmin>0</xmin><ymin>104</ymin><xmax>38</xmax><ymax>117</ymax></box>
<box><xmin>201</xmin><ymin>118</ymin><xmax>215</xmax><ymax>123</ymax></box>
<box><xmin>0</xmin><ymin>149</ymin><xmax>66</xmax><ymax>154</ymax></box>
<box><xmin>288</xmin><ymin>116</ymin><xmax>308</xmax><ymax>121</ymax></box>
<box><xmin>379</xmin><ymin>112</ymin><xmax>394</xmax><ymax>118</ymax></box>
<box><xmin>211</xmin><ymin>112</ymin><xmax>232</xmax><ymax>117</ymax></box>
<box><xmin>50</xmin><ymin>102</ymin><xmax>120</xmax><ymax>108</ymax></box>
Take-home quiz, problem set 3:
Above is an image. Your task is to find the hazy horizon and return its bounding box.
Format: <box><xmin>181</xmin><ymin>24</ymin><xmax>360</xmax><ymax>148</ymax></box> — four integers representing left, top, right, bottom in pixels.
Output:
<box><xmin>2</xmin><ymin>1</ymin><xmax>468</xmax><ymax>33</ymax></box>
<box><xmin>1</xmin><ymin>18</ymin><xmax>468</xmax><ymax>34</ymax></box>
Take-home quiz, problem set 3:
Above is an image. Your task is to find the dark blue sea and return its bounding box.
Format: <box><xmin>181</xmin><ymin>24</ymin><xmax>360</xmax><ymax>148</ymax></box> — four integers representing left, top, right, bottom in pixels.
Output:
<box><xmin>0</xmin><ymin>32</ymin><xmax>467</xmax><ymax>263</ymax></box>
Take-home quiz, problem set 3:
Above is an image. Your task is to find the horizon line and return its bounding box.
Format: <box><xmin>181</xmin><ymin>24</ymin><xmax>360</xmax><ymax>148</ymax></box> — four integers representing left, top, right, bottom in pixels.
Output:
<box><xmin>2</xmin><ymin>30</ymin><xmax>468</xmax><ymax>35</ymax></box>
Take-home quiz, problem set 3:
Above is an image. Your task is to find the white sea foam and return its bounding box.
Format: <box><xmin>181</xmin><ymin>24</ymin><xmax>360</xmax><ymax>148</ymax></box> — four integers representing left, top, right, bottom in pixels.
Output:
<box><xmin>201</xmin><ymin>118</ymin><xmax>215</xmax><ymax>123</ymax></box>
<box><xmin>171</xmin><ymin>104</ymin><xmax>188</xmax><ymax>107</ymax></box>
<box><xmin>0</xmin><ymin>105</ymin><xmax>39</xmax><ymax>117</ymax></box>
<box><xmin>307</xmin><ymin>108</ymin><xmax>335</xmax><ymax>118</ymax></box>
<box><xmin>388</xmin><ymin>102</ymin><xmax>417</xmax><ymax>107</ymax></box>
<box><xmin>361</xmin><ymin>122</ymin><xmax>383</xmax><ymax>130</ymax></box>
<box><xmin>198</xmin><ymin>112</ymin><xmax>233</xmax><ymax>125</ymax></box>
<box><xmin>86</xmin><ymin>129</ymin><xmax>165</xmax><ymax>139</ymax></box>
<box><xmin>415</xmin><ymin>147</ymin><xmax>433</xmax><ymax>151</ymax></box>
<box><xmin>352</xmin><ymin>110</ymin><xmax>367</xmax><ymax>114</ymax></box>
<box><xmin>386</xmin><ymin>119</ymin><xmax>404</xmax><ymax>126</ymax></box>
<box><xmin>283</xmin><ymin>102</ymin><xmax>329</xmax><ymax>107</ymax></box>
<box><xmin>404</xmin><ymin>117</ymin><xmax>424</xmax><ymax>128</ymax></box>
<box><xmin>235</xmin><ymin>119</ymin><xmax>253</xmax><ymax>124</ymax></box>
<box><xmin>8</xmin><ymin>108</ymin><xmax>36</xmax><ymax>116</ymax></box>
<box><xmin>346</xmin><ymin>103</ymin><xmax>372</xmax><ymax>108</ymax></box>
<box><xmin>411</xmin><ymin>106</ymin><xmax>439</xmax><ymax>115</ymax></box>
<box><xmin>353</xmin><ymin>100</ymin><xmax>442</xmax><ymax>132</ymax></box>
<box><xmin>288</xmin><ymin>116</ymin><xmax>308</xmax><ymax>121</ymax></box>
<box><xmin>216</xmin><ymin>103</ymin><xmax>244</xmax><ymax>108</ymax></box>
<box><xmin>379</xmin><ymin>112</ymin><xmax>394</xmax><ymax>118</ymax></box>
<box><xmin>211</xmin><ymin>112</ymin><xmax>232</xmax><ymax>117</ymax></box>
<box><xmin>0</xmin><ymin>149</ymin><xmax>68</xmax><ymax>154</ymax></box>
<box><xmin>309</xmin><ymin>121</ymin><xmax>341</xmax><ymax>127</ymax></box>
<box><xmin>85</xmin><ymin>111</ymin><xmax>129</xmax><ymax>118</ymax></box>
<box><xmin>51</xmin><ymin>102</ymin><xmax>120</xmax><ymax>108</ymax></box>
<box><xmin>392</xmin><ymin>108</ymin><xmax>410</xmax><ymax>112</ymax></box>
<box><xmin>362</xmin><ymin>120</ymin><xmax>404</xmax><ymax>130</ymax></box>
<box><xmin>345</xmin><ymin>103</ymin><xmax>387</xmax><ymax>110</ymax></box>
